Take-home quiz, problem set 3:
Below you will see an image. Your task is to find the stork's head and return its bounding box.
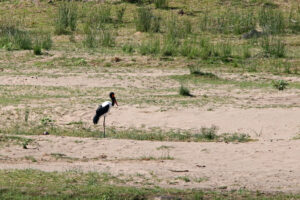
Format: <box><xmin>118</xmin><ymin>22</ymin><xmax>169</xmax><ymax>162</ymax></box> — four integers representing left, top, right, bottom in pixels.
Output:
<box><xmin>109</xmin><ymin>92</ymin><xmax>118</xmax><ymax>106</ymax></box>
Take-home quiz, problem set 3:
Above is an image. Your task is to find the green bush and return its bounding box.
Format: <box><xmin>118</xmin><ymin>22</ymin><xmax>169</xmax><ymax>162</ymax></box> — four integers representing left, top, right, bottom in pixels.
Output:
<box><xmin>33</xmin><ymin>41</ymin><xmax>42</xmax><ymax>55</ymax></box>
<box><xmin>272</xmin><ymin>80</ymin><xmax>288</xmax><ymax>90</ymax></box>
<box><xmin>179</xmin><ymin>85</ymin><xmax>192</xmax><ymax>97</ymax></box>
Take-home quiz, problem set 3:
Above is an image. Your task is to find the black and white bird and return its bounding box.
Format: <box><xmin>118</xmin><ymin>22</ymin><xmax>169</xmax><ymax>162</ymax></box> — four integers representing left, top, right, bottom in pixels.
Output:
<box><xmin>93</xmin><ymin>92</ymin><xmax>118</xmax><ymax>137</ymax></box>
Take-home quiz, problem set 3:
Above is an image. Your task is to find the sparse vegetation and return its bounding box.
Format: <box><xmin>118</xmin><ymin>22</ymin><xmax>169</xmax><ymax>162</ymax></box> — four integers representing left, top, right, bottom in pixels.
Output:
<box><xmin>0</xmin><ymin>0</ymin><xmax>299</xmax><ymax>197</ymax></box>
<box><xmin>272</xmin><ymin>80</ymin><xmax>289</xmax><ymax>90</ymax></box>
<box><xmin>179</xmin><ymin>85</ymin><xmax>192</xmax><ymax>97</ymax></box>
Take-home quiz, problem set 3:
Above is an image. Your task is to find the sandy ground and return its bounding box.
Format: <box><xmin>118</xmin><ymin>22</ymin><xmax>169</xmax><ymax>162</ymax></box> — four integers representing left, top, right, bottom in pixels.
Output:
<box><xmin>0</xmin><ymin>136</ymin><xmax>299</xmax><ymax>193</ymax></box>
<box><xmin>0</xmin><ymin>67</ymin><xmax>300</xmax><ymax>193</ymax></box>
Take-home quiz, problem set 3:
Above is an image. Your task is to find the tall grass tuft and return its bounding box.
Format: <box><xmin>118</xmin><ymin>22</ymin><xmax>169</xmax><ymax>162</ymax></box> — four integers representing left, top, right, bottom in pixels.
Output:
<box><xmin>83</xmin><ymin>26</ymin><xmax>115</xmax><ymax>48</ymax></box>
<box><xmin>135</xmin><ymin>7</ymin><xmax>153</xmax><ymax>32</ymax></box>
<box><xmin>258</xmin><ymin>7</ymin><xmax>285</xmax><ymax>34</ymax></box>
<box><xmin>216</xmin><ymin>41</ymin><xmax>233</xmax><ymax>62</ymax></box>
<box><xmin>139</xmin><ymin>38</ymin><xmax>160</xmax><ymax>55</ymax></box>
<box><xmin>165</xmin><ymin>15</ymin><xmax>190</xmax><ymax>39</ymax></box>
<box><xmin>179</xmin><ymin>85</ymin><xmax>192</xmax><ymax>97</ymax></box>
<box><xmin>199</xmin><ymin>9</ymin><xmax>256</xmax><ymax>35</ymax></box>
<box><xmin>54</xmin><ymin>2</ymin><xmax>78</xmax><ymax>35</ymax></box>
<box><xmin>83</xmin><ymin>27</ymin><xmax>97</xmax><ymax>48</ymax></box>
<box><xmin>151</xmin><ymin>15</ymin><xmax>161</xmax><ymax>33</ymax></box>
<box><xmin>116</xmin><ymin>6</ymin><xmax>126</xmax><ymax>23</ymax></box>
<box><xmin>260</xmin><ymin>36</ymin><xmax>285</xmax><ymax>58</ymax></box>
<box><xmin>33</xmin><ymin>40</ymin><xmax>42</xmax><ymax>55</ymax></box>
<box><xmin>199</xmin><ymin>38</ymin><xmax>215</xmax><ymax>60</ymax></box>
<box><xmin>288</xmin><ymin>7</ymin><xmax>300</xmax><ymax>33</ymax></box>
<box><xmin>162</xmin><ymin>37</ymin><xmax>178</xmax><ymax>56</ymax></box>
<box><xmin>100</xmin><ymin>29</ymin><xmax>115</xmax><ymax>47</ymax></box>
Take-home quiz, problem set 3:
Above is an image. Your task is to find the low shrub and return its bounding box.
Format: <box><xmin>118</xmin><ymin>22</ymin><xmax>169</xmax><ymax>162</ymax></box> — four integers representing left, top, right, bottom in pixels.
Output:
<box><xmin>272</xmin><ymin>80</ymin><xmax>288</xmax><ymax>90</ymax></box>
<box><xmin>179</xmin><ymin>85</ymin><xmax>192</xmax><ymax>97</ymax></box>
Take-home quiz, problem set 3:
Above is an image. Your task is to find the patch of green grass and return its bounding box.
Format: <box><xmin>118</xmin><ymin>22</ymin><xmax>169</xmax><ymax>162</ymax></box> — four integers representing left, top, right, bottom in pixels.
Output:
<box><xmin>0</xmin><ymin>22</ymin><xmax>33</xmax><ymax>50</ymax></box>
<box><xmin>1</xmin><ymin>124</ymin><xmax>254</xmax><ymax>143</ymax></box>
<box><xmin>0</xmin><ymin>169</ymin><xmax>297</xmax><ymax>199</ymax></box>
<box><xmin>0</xmin><ymin>135</ymin><xmax>33</xmax><ymax>148</ymax></box>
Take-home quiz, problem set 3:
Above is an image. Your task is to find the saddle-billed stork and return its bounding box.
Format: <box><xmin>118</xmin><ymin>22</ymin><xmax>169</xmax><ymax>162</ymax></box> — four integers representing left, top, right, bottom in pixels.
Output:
<box><xmin>93</xmin><ymin>92</ymin><xmax>118</xmax><ymax>137</ymax></box>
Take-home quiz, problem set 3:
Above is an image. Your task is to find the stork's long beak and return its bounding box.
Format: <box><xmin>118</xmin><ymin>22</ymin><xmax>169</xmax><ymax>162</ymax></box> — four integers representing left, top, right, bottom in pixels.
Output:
<box><xmin>114</xmin><ymin>98</ymin><xmax>118</xmax><ymax>107</ymax></box>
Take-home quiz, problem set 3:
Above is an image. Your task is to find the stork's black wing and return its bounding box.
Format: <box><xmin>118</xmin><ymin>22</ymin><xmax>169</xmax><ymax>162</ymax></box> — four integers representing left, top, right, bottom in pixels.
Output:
<box><xmin>93</xmin><ymin>104</ymin><xmax>109</xmax><ymax>124</ymax></box>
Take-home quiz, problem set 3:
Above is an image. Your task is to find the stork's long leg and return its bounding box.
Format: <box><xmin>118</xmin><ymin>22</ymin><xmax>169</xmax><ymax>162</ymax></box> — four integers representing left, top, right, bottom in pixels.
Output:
<box><xmin>103</xmin><ymin>116</ymin><xmax>106</xmax><ymax>138</ymax></box>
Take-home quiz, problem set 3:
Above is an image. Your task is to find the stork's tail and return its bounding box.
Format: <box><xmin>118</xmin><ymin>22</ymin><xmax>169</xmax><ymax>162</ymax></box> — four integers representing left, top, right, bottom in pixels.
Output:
<box><xmin>93</xmin><ymin>106</ymin><xmax>102</xmax><ymax>124</ymax></box>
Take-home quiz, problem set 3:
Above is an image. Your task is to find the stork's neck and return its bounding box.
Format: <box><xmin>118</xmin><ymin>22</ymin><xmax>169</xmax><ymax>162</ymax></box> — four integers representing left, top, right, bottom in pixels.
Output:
<box><xmin>111</xmin><ymin>97</ymin><xmax>115</xmax><ymax>106</ymax></box>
